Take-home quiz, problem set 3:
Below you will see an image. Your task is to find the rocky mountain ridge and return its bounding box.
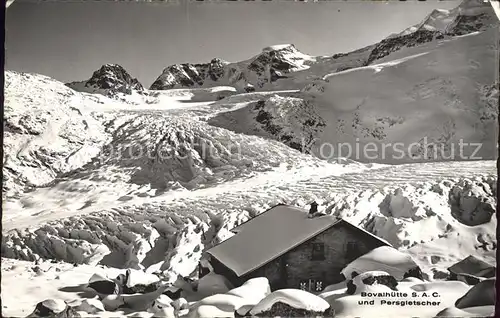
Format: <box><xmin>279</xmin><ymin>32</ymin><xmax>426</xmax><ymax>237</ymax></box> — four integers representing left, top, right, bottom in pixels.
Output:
<box><xmin>150</xmin><ymin>44</ymin><xmax>316</xmax><ymax>92</ymax></box>
<box><xmin>146</xmin><ymin>0</ymin><xmax>497</xmax><ymax>92</ymax></box>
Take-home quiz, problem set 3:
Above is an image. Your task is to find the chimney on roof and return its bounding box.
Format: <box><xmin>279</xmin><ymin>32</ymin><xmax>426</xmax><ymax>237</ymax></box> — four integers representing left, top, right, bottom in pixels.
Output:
<box><xmin>309</xmin><ymin>202</ymin><xmax>318</xmax><ymax>215</ymax></box>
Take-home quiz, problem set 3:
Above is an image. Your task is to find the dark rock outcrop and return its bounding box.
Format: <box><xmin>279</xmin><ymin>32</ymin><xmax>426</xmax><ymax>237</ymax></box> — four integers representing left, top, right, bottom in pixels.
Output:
<box><xmin>403</xmin><ymin>266</ymin><xmax>425</xmax><ymax>280</ymax></box>
<box><xmin>366</xmin><ymin>30</ymin><xmax>442</xmax><ymax>65</ymax></box>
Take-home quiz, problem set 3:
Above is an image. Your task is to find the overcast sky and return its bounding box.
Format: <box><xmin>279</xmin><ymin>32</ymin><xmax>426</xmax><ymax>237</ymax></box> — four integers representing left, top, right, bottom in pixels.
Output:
<box><xmin>5</xmin><ymin>0</ymin><xmax>459</xmax><ymax>86</ymax></box>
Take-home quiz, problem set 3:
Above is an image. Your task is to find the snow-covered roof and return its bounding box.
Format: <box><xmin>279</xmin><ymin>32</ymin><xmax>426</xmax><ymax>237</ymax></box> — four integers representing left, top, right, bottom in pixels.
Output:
<box><xmin>229</xmin><ymin>203</ymin><xmax>287</xmax><ymax>234</ymax></box>
<box><xmin>206</xmin><ymin>205</ymin><xmax>390</xmax><ymax>277</ymax></box>
<box><xmin>447</xmin><ymin>255</ymin><xmax>496</xmax><ymax>277</ymax></box>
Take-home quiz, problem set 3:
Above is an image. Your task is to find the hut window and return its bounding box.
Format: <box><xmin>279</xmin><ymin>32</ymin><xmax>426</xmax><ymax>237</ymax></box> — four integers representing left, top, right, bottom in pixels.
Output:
<box><xmin>299</xmin><ymin>281</ymin><xmax>307</xmax><ymax>290</ymax></box>
<box><xmin>311</xmin><ymin>243</ymin><xmax>325</xmax><ymax>261</ymax></box>
<box><xmin>315</xmin><ymin>281</ymin><xmax>323</xmax><ymax>292</ymax></box>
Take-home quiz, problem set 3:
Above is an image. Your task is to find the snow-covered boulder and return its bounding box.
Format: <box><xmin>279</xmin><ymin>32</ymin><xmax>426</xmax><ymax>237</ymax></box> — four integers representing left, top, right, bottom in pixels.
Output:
<box><xmin>150</xmin><ymin>294</ymin><xmax>173</xmax><ymax>308</ymax></box>
<box><xmin>100</xmin><ymin>294</ymin><xmax>125</xmax><ymax>311</ymax></box>
<box><xmin>120</xmin><ymin>285</ymin><xmax>171</xmax><ymax>311</ymax></box>
<box><xmin>197</xmin><ymin>293</ymin><xmax>246</xmax><ymax>311</ymax></box>
<box><xmin>147</xmin><ymin>294</ymin><xmax>175</xmax><ymax>317</ymax></box>
<box><xmin>124</xmin><ymin>269</ymin><xmax>161</xmax><ymax>290</ymax></box>
<box><xmin>341</xmin><ymin>246</ymin><xmax>421</xmax><ymax>281</ymax></box>
<box><xmin>249</xmin><ymin>289</ymin><xmax>330</xmax><ymax>316</ymax></box>
<box><xmin>187</xmin><ymin>293</ymin><xmax>246</xmax><ymax>318</ymax></box>
<box><xmin>455</xmin><ymin>278</ymin><xmax>495</xmax><ymax>309</ymax></box>
<box><xmin>400</xmin><ymin>276</ymin><xmax>424</xmax><ymax>284</ymax></box>
<box><xmin>347</xmin><ymin>271</ymin><xmax>398</xmax><ymax>295</ymax></box>
<box><xmin>87</xmin><ymin>273</ymin><xmax>121</xmax><ymax>296</ymax></box>
<box><xmin>186</xmin><ymin>277</ymin><xmax>270</xmax><ymax>317</ymax></box>
<box><xmin>235</xmin><ymin>304</ymin><xmax>254</xmax><ymax>316</ymax></box>
<box><xmin>187</xmin><ymin>304</ymin><xmax>235</xmax><ymax>318</ymax></box>
<box><xmin>74</xmin><ymin>298</ymin><xmax>105</xmax><ymax>314</ymax></box>
<box><xmin>436</xmin><ymin>305</ymin><xmax>495</xmax><ymax>317</ymax></box>
<box><xmin>197</xmin><ymin>272</ymin><xmax>234</xmax><ymax>297</ymax></box>
<box><xmin>227</xmin><ymin>277</ymin><xmax>271</xmax><ymax>303</ymax></box>
<box><xmin>28</xmin><ymin>299</ymin><xmax>68</xmax><ymax>317</ymax></box>
<box><xmin>319</xmin><ymin>282</ymin><xmax>349</xmax><ymax>306</ymax></box>
<box><xmin>171</xmin><ymin>297</ymin><xmax>189</xmax><ymax>311</ymax></box>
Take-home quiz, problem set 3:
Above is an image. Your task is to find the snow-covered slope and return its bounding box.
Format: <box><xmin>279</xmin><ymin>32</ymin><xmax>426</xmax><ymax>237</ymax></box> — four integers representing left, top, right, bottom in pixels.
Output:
<box><xmin>210</xmin><ymin>27</ymin><xmax>498</xmax><ymax>163</ymax></box>
<box><xmin>3</xmin><ymin>72</ymin><xmax>114</xmax><ymax>199</ymax></box>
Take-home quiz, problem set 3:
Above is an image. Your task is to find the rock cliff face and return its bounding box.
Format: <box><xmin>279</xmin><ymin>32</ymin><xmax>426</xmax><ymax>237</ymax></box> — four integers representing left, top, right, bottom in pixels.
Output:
<box><xmin>209</xmin><ymin>95</ymin><xmax>326</xmax><ymax>153</ymax></box>
<box><xmin>365</xmin><ymin>30</ymin><xmax>444</xmax><ymax>65</ymax></box>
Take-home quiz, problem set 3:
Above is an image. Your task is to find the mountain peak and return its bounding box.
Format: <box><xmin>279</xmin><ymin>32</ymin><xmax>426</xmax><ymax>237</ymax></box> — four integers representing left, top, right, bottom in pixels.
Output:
<box><xmin>67</xmin><ymin>63</ymin><xmax>144</xmax><ymax>96</ymax></box>
<box><xmin>262</xmin><ymin>44</ymin><xmax>297</xmax><ymax>52</ymax></box>
<box><xmin>210</xmin><ymin>57</ymin><xmax>229</xmax><ymax>65</ymax></box>
<box><xmin>389</xmin><ymin>0</ymin><xmax>496</xmax><ymax>39</ymax></box>
<box><xmin>87</xmin><ymin>63</ymin><xmax>144</xmax><ymax>92</ymax></box>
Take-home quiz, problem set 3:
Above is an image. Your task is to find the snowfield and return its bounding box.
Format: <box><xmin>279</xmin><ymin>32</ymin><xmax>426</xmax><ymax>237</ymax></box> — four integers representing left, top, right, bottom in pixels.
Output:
<box><xmin>2</xmin><ymin>0</ymin><xmax>498</xmax><ymax>317</ymax></box>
